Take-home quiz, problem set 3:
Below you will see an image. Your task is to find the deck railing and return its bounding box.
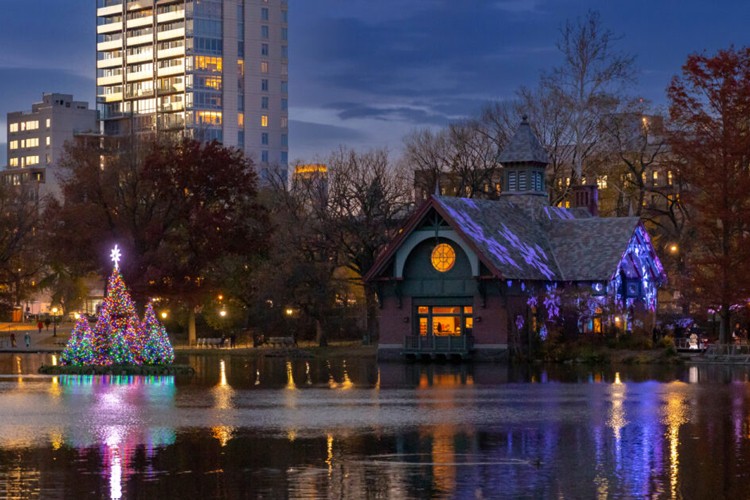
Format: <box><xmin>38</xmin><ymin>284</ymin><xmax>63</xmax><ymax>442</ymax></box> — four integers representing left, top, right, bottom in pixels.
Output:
<box><xmin>403</xmin><ymin>334</ymin><xmax>474</xmax><ymax>354</ymax></box>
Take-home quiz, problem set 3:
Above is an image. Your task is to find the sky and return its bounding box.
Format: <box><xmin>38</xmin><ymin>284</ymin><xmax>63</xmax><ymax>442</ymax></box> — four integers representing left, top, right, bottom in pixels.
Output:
<box><xmin>1</xmin><ymin>0</ymin><xmax>749</xmax><ymax>167</ymax></box>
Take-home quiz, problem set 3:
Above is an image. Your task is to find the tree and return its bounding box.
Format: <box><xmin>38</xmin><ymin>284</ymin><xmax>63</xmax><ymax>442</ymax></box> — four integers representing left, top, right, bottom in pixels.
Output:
<box><xmin>542</xmin><ymin>10</ymin><xmax>636</xmax><ymax>186</ymax></box>
<box><xmin>325</xmin><ymin>147</ymin><xmax>412</xmax><ymax>343</ymax></box>
<box><xmin>46</xmin><ymin>136</ymin><xmax>270</xmax><ymax>344</ymax></box>
<box><xmin>0</xmin><ymin>182</ymin><xmax>45</xmax><ymax>316</ymax></box>
<box><xmin>667</xmin><ymin>46</ymin><xmax>750</xmax><ymax>344</ymax></box>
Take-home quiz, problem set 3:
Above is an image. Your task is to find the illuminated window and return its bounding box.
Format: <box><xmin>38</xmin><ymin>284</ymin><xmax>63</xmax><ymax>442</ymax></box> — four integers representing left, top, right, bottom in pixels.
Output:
<box><xmin>281</xmin><ymin>116</ymin><xmax>288</xmax><ymax>128</ymax></box>
<box><xmin>46</xmin><ymin>137</ymin><xmax>50</xmax><ymax>147</ymax></box>
<box><xmin>261</xmin><ymin>115</ymin><xmax>268</xmax><ymax>127</ymax></box>
<box><xmin>194</xmin><ymin>56</ymin><xmax>222</xmax><ymax>72</ymax></box>
<box><xmin>652</xmin><ymin>170</ymin><xmax>659</xmax><ymax>186</ymax></box>
<box><xmin>9</xmin><ymin>158</ymin><xmax>18</xmax><ymax>167</ymax></box>
<box><xmin>196</xmin><ymin>111</ymin><xmax>222</xmax><ymax>126</ymax></box>
<box><xmin>237</xmin><ymin>113</ymin><xmax>244</xmax><ymax>127</ymax></box>
<box><xmin>261</xmin><ymin>61</ymin><xmax>269</xmax><ymax>73</ymax></box>
<box><xmin>667</xmin><ymin>170</ymin><xmax>673</xmax><ymax>186</ymax></box>
<box><xmin>9</xmin><ymin>123</ymin><xmax>18</xmax><ymax>133</ymax></box>
<box><xmin>46</xmin><ymin>118</ymin><xmax>51</xmax><ymax>128</ymax></box>
<box><xmin>597</xmin><ymin>175</ymin><xmax>608</xmax><ymax>189</ymax></box>
<box><xmin>9</xmin><ymin>141</ymin><xmax>18</xmax><ymax>150</ymax></box>
<box><xmin>431</xmin><ymin>243</ymin><xmax>456</xmax><ymax>272</ymax></box>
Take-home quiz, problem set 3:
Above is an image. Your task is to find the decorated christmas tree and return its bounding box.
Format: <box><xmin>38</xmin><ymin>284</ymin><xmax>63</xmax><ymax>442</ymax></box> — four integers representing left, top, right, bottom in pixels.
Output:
<box><xmin>141</xmin><ymin>303</ymin><xmax>175</xmax><ymax>364</ymax></box>
<box><xmin>59</xmin><ymin>317</ymin><xmax>95</xmax><ymax>365</ymax></box>
<box><xmin>60</xmin><ymin>245</ymin><xmax>174</xmax><ymax>367</ymax></box>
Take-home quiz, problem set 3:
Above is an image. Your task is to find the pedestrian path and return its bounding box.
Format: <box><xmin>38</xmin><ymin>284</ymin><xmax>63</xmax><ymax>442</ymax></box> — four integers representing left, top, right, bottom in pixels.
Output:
<box><xmin>0</xmin><ymin>322</ymin><xmax>71</xmax><ymax>353</ymax></box>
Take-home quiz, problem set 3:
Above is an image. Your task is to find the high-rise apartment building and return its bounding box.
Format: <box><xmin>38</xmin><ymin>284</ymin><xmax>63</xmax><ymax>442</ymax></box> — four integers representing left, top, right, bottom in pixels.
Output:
<box><xmin>96</xmin><ymin>0</ymin><xmax>289</xmax><ymax>182</ymax></box>
<box><xmin>3</xmin><ymin>93</ymin><xmax>98</xmax><ymax>197</ymax></box>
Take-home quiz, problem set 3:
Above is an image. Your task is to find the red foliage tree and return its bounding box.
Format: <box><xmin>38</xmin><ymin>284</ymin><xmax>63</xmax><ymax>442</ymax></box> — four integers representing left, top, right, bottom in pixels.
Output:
<box><xmin>667</xmin><ymin>46</ymin><xmax>750</xmax><ymax>343</ymax></box>
<box><xmin>46</xmin><ymin>136</ymin><xmax>270</xmax><ymax>343</ymax></box>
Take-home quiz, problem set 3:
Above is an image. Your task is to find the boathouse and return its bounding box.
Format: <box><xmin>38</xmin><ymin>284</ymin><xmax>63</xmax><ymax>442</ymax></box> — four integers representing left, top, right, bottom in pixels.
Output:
<box><xmin>365</xmin><ymin>118</ymin><xmax>666</xmax><ymax>361</ymax></box>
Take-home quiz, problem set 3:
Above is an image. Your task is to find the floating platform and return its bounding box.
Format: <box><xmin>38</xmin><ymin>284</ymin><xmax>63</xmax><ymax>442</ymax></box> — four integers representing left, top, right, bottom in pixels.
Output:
<box><xmin>38</xmin><ymin>364</ymin><xmax>195</xmax><ymax>376</ymax></box>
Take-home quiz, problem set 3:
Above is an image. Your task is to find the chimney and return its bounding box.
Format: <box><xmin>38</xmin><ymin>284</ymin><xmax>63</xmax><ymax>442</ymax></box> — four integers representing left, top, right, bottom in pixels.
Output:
<box><xmin>572</xmin><ymin>184</ymin><xmax>599</xmax><ymax>216</ymax></box>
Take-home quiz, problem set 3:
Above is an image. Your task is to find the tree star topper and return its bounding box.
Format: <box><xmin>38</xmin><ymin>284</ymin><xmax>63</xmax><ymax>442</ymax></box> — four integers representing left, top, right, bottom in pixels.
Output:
<box><xmin>110</xmin><ymin>245</ymin><xmax>122</xmax><ymax>270</ymax></box>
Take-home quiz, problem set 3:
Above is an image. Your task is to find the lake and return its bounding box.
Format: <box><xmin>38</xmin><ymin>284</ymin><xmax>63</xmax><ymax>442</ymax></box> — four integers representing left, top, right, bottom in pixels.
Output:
<box><xmin>1</xmin><ymin>352</ymin><xmax>750</xmax><ymax>498</ymax></box>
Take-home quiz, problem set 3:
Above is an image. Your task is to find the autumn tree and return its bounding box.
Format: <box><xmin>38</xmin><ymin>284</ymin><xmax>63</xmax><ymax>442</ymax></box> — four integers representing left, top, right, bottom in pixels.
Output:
<box><xmin>667</xmin><ymin>46</ymin><xmax>750</xmax><ymax>343</ymax></box>
<box><xmin>45</xmin><ymin>136</ymin><xmax>270</xmax><ymax>343</ymax></box>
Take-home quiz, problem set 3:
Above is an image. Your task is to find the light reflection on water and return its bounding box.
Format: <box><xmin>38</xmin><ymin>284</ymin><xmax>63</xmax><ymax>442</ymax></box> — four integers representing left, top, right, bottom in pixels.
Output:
<box><xmin>4</xmin><ymin>355</ymin><xmax>750</xmax><ymax>497</ymax></box>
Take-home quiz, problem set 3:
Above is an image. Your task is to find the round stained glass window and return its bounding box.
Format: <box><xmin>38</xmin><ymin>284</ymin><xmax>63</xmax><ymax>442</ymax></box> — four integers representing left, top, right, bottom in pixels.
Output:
<box><xmin>431</xmin><ymin>243</ymin><xmax>456</xmax><ymax>272</ymax></box>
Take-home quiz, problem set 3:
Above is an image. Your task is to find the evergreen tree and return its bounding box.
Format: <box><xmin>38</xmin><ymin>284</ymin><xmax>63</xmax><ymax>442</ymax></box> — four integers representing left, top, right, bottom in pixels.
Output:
<box><xmin>141</xmin><ymin>303</ymin><xmax>175</xmax><ymax>364</ymax></box>
<box><xmin>60</xmin><ymin>317</ymin><xmax>94</xmax><ymax>366</ymax></box>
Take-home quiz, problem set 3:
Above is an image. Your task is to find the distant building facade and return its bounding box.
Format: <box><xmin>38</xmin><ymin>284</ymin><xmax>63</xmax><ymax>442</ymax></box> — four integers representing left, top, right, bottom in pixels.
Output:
<box><xmin>96</xmin><ymin>0</ymin><xmax>289</xmax><ymax>182</ymax></box>
<box><xmin>2</xmin><ymin>93</ymin><xmax>98</xmax><ymax>198</ymax></box>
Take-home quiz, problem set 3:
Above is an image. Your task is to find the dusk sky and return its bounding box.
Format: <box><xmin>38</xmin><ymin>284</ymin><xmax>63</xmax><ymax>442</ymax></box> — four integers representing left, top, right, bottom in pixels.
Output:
<box><xmin>1</xmin><ymin>0</ymin><xmax>749</xmax><ymax>167</ymax></box>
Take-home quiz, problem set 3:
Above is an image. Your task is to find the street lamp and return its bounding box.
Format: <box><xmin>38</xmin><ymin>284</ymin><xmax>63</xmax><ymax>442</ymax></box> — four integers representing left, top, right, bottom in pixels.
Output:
<box><xmin>51</xmin><ymin>306</ymin><xmax>59</xmax><ymax>337</ymax></box>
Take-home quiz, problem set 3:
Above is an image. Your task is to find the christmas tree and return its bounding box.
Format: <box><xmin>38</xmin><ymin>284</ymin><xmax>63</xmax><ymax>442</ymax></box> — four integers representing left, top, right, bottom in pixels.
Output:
<box><xmin>60</xmin><ymin>317</ymin><xmax>95</xmax><ymax>366</ymax></box>
<box><xmin>141</xmin><ymin>303</ymin><xmax>175</xmax><ymax>364</ymax></box>
<box><xmin>60</xmin><ymin>245</ymin><xmax>174</xmax><ymax>367</ymax></box>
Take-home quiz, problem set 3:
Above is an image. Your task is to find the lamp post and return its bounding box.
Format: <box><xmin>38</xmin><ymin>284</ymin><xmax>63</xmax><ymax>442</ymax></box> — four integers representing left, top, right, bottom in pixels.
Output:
<box><xmin>51</xmin><ymin>306</ymin><xmax>59</xmax><ymax>337</ymax></box>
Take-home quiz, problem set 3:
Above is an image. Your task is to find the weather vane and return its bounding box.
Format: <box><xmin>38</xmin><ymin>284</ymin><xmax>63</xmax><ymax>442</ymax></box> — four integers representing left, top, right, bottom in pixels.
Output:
<box><xmin>110</xmin><ymin>245</ymin><xmax>121</xmax><ymax>270</ymax></box>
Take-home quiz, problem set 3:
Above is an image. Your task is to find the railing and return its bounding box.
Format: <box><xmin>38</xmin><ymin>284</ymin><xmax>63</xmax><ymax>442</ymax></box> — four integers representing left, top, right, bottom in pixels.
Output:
<box><xmin>704</xmin><ymin>343</ymin><xmax>750</xmax><ymax>357</ymax></box>
<box><xmin>403</xmin><ymin>334</ymin><xmax>474</xmax><ymax>354</ymax></box>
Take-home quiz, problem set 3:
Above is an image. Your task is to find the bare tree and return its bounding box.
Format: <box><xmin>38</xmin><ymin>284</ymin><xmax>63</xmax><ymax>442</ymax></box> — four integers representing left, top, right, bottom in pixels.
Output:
<box><xmin>542</xmin><ymin>10</ymin><xmax>636</xmax><ymax>186</ymax></box>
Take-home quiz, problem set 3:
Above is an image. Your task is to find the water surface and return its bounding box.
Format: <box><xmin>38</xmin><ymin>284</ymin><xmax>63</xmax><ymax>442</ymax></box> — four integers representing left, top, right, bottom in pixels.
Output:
<box><xmin>1</xmin><ymin>353</ymin><xmax>750</xmax><ymax>498</ymax></box>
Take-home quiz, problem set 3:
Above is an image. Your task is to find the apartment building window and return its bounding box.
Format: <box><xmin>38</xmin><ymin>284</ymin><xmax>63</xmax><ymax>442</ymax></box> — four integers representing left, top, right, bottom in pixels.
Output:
<box><xmin>281</xmin><ymin>134</ymin><xmax>287</xmax><ymax>147</ymax></box>
<box><xmin>281</xmin><ymin>116</ymin><xmax>288</xmax><ymax>128</ymax></box>
<box><xmin>262</xmin><ymin>132</ymin><xmax>269</xmax><ymax>145</ymax></box>
<box><xmin>281</xmin><ymin>98</ymin><xmax>288</xmax><ymax>111</ymax></box>
<box><xmin>667</xmin><ymin>170</ymin><xmax>674</xmax><ymax>186</ymax></box>
<box><xmin>9</xmin><ymin>123</ymin><xmax>18</xmax><ymax>133</ymax></box>
<box><xmin>281</xmin><ymin>28</ymin><xmax>288</xmax><ymax>41</ymax></box>
<box><xmin>261</xmin><ymin>25</ymin><xmax>269</xmax><ymax>39</ymax></box>
<box><xmin>261</xmin><ymin>43</ymin><xmax>269</xmax><ymax>56</ymax></box>
<box><xmin>238</xmin><ymin>113</ymin><xmax>244</xmax><ymax>128</ymax></box>
<box><xmin>261</xmin><ymin>150</ymin><xmax>269</xmax><ymax>162</ymax></box>
<box><xmin>652</xmin><ymin>171</ymin><xmax>659</xmax><ymax>186</ymax></box>
<box><xmin>261</xmin><ymin>7</ymin><xmax>269</xmax><ymax>21</ymax></box>
<box><xmin>46</xmin><ymin>137</ymin><xmax>50</xmax><ymax>147</ymax></box>
<box><xmin>9</xmin><ymin>141</ymin><xmax>18</xmax><ymax>150</ymax></box>
<box><xmin>281</xmin><ymin>45</ymin><xmax>288</xmax><ymax>59</ymax></box>
<box><xmin>261</xmin><ymin>61</ymin><xmax>269</xmax><ymax>74</ymax></box>
<box><xmin>261</xmin><ymin>96</ymin><xmax>269</xmax><ymax>109</ymax></box>
<box><xmin>45</xmin><ymin>118</ymin><xmax>51</xmax><ymax>128</ymax></box>
<box><xmin>9</xmin><ymin>158</ymin><xmax>19</xmax><ymax>167</ymax></box>
<box><xmin>261</xmin><ymin>79</ymin><xmax>269</xmax><ymax>91</ymax></box>
<box><xmin>261</xmin><ymin>115</ymin><xmax>268</xmax><ymax>127</ymax></box>
<box><xmin>46</xmin><ymin>154</ymin><xmax>52</xmax><ymax>165</ymax></box>
<box><xmin>281</xmin><ymin>81</ymin><xmax>288</xmax><ymax>93</ymax></box>
<box><xmin>280</xmin><ymin>151</ymin><xmax>288</xmax><ymax>163</ymax></box>
<box><xmin>282</xmin><ymin>10</ymin><xmax>288</xmax><ymax>23</ymax></box>
<box><xmin>597</xmin><ymin>175</ymin><xmax>608</xmax><ymax>189</ymax></box>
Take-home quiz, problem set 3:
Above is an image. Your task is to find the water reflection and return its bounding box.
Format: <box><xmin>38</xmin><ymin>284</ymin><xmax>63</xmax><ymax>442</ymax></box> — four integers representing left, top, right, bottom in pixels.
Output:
<box><xmin>6</xmin><ymin>355</ymin><xmax>750</xmax><ymax>497</ymax></box>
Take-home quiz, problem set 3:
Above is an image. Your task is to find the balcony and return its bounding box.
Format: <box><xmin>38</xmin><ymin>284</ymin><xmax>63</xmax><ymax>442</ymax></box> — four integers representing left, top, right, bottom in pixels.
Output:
<box><xmin>402</xmin><ymin>335</ymin><xmax>475</xmax><ymax>360</ymax></box>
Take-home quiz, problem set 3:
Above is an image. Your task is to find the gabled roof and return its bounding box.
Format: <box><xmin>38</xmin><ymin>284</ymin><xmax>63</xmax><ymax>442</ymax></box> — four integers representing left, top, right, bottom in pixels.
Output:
<box><xmin>497</xmin><ymin>116</ymin><xmax>550</xmax><ymax>165</ymax></box>
<box><xmin>365</xmin><ymin>195</ymin><xmax>652</xmax><ymax>283</ymax></box>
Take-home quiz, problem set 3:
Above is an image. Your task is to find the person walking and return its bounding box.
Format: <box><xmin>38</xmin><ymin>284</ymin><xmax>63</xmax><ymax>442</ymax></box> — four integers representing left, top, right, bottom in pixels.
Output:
<box><xmin>10</xmin><ymin>333</ymin><xmax>16</xmax><ymax>348</ymax></box>
<box><xmin>37</xmin><ymin>320</ymin><xmax>43</xmax><ymax>334</ymax></box>
<box><xmin>44</xmin><ymin>318</ymin><xmax>51</xmax><ymax>331</ymax></box>
<box><xmin>24</xmin><ymin>333</ymin><xmax>31</xmax><ymax>348</ymax></box>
